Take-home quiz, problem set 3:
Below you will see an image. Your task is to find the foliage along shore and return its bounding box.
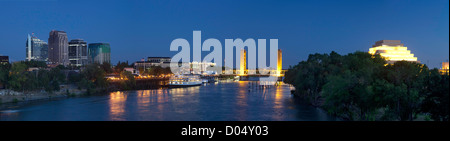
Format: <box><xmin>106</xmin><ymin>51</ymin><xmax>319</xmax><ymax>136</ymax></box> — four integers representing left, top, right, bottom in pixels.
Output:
<box><xmin>284</xmin><ymin>51</ymin><xmax>449</xmax><ymax>121</ymax></box>
<box><xmin>0</xmin><ymin>60</ymin><xmax>171</xmax><ymax>104</ymax></box>
<box><xmin>0</xmin><ymin>87</ymin><xmax>85</xmax><ymax>104</ymax></box>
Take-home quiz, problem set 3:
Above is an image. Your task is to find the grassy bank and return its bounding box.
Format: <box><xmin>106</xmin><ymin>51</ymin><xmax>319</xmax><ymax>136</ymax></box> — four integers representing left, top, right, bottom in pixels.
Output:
<box><xmin>0</xmin><ymin>88</ymin><xmax>87</xmax><ymax>104</ymax></box>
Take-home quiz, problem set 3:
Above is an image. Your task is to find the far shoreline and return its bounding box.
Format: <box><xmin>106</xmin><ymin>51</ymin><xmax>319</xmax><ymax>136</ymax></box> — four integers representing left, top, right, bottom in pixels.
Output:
<box><xmin>0</xmin><ymin>82</ymin><xmax>200</xmax><ymax>106</ymax></box>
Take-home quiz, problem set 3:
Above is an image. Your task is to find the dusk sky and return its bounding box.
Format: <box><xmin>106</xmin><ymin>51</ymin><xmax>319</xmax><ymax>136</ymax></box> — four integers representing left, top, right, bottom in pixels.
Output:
<box><xmin>0</xmin><ymin>0</ymin><xmax>448</xmax><ymax>68</ymax></box>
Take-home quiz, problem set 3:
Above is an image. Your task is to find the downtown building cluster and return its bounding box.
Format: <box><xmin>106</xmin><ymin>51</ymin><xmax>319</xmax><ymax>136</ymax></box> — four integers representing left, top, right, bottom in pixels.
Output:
<box><xmin>25</xmin><ymin>30</ymin><xmax>110</xmax><ymax>67</ymax></box>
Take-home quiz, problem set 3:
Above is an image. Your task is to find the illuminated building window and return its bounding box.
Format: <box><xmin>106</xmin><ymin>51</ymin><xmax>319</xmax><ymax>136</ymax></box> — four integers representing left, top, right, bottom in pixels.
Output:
<box><xmin>368</xmin><ymin>40</ymin><xmax>418</xmax><ymax>64</ymax></box>
<box><xmin>440</xmin><ymin>62</ymin><xmax>449</xmax><ymax>75</ymax></box>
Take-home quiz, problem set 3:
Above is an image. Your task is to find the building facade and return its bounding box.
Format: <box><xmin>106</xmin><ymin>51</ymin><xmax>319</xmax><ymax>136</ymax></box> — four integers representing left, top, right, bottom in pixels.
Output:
<box><xmin>26</xmin><ymin>33</ymin><xmax>48</xmax><ymax>61</ymax></box>
<box><xmin>48</xmin><ymin>30</ymin><xmax>69</xmax><ymax>66</ymax></box>
<box><xmin>440</xmin><ymin>62</ymin><xmax>449</xmax><ymax>75</ymax></box>
<box><xmin>368</xmin><ymin>40</ymin><xmax>418</xmax><ymax>64</ymax></box>
<box><xmin>134</xmin><ymin>61</ymin><xmax>159</xmax><ymax>70</ymax></box>
<box><xmin>191</xmin><ymin>61</ymin><xmax>216</xmax><ymax>74</ymax></box>
<box><xmin>68</xmin><ymin>39</ymin><xmax>88</xmax><ymax>67</ymax></box>
<box><xmin>88</xmin><ymin>43</ymin><xmax>111</xmax><ymax>64</ymax></box>
<box><xmin>124</xmin><ymin>67</ymin><xmax>139</xmax><ymax>75</ymax></box>
<box><xmin>147</xmin><ymin>57</ymin><xmax>171</xmax><ymax>63</ymax></box>
<box><xmin>135</xmin><ymin>57</ymin><xmax>172</xmax><ymax>69</ymax></box>
<box><xmin>0</xmin><ymin>56</ymin><xmax>8</xmax><ymax>65</ymax></box>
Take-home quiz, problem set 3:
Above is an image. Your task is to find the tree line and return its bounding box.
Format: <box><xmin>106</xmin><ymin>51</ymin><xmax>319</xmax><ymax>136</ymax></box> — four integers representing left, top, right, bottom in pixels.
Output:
<box><xmin>284</xmin><ymin>51</ymin><xmax>449</xmax><ymax>121</ymax></box>
<box><xmin>0</xmin><ymin>61</ymin><xmax>113</xmax><ymax>93</ymax></box>
<box><xmin>0</xmin><ymin>60</ymin><xmax>174</xmax><ymax>93</ymax></box>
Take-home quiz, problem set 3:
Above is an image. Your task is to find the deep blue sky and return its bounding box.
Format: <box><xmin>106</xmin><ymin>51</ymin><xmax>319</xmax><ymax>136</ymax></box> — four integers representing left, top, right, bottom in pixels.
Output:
<box><xmin>0</xmin><ymin>0</ymin><xmax>448</xmax><ymax>68</ymax></box>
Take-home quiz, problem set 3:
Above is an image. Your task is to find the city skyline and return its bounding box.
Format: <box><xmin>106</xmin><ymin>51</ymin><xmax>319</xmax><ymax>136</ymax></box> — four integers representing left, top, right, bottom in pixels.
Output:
<box><xmin>0</xmin><ymin>0</ymin><xmax>448</xmax><ymax>68</ymax></box>
<box><xmin>0</xmin><ymin>0</ymin><xmax>449</xmax><ymax>132</ymax></box>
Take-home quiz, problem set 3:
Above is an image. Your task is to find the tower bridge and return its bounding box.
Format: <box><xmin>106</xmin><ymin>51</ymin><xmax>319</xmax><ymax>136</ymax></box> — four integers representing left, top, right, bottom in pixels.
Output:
<box><xmin>235</xmin><ymin>48</ymin><xmax>284</xmax><ymax>77</ymax></box>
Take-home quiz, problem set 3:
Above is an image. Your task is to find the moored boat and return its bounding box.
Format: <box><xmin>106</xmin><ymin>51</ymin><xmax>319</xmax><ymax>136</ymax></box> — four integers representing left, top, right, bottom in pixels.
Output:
<box><xmin>168</xmin><ymin>75</ymin><xmax>202</xmax><ymax>88</ymax></box>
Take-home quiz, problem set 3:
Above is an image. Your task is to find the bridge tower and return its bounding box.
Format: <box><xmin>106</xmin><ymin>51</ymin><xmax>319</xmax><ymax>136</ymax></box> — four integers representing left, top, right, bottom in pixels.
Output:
<box><xmin>239</xmin><ymin>49</ymin><xmax>247</xmax><ymax>76</ymax></box>
<box><xmin>277</xmin><ymin>49</ymin><xmax>282</xmax><ymax>76</ymax></box>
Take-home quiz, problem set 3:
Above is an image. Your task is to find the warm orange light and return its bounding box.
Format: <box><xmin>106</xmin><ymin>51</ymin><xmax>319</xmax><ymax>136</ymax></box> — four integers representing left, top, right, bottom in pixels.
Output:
<box><xmin>239</xmin><ymin>49</ymin><xmax>247</xmax><ymax>76</ymax></box>
<box><xmin>369</xmin><ymin>45</ymin><xmax>418</xmax><ymax>62</ymax></box>
<box><xmin>440</xmin><ymin>62</ymin><xmax>449</xmax><ymax>74</ymax></box>
<box><xmin>277</xmin><ymin>49</ymin><xmax>282</xmax><ymax>76</ymax></box>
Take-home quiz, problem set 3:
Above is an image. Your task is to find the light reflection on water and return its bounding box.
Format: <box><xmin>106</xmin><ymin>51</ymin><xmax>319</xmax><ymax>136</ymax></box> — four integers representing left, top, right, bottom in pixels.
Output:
<box><xmin>109</xmin><ymin>91</ymin><xmax>127</xmax><ymax>121</ymax></box>
<box><xmin>0</xmin><ymin>82</ymin><xmax>338</xmax><ymax>121</ymax></box>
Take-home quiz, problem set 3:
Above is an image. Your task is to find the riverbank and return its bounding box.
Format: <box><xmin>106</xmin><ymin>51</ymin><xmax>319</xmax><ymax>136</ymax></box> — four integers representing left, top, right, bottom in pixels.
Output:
<box><xmin>0</xmin><ymin>81</ymin><xmax>338</xmax><ymax>121</ymax></box>
<box><xmin>0</xmin><ymin>86</ymin><xmax>87</xmax><ymax>104</ymax></box>
<box><xmin>1</xmin><ymin>79</ymin><xmax>187</xmax><ymax>105</ymax></box>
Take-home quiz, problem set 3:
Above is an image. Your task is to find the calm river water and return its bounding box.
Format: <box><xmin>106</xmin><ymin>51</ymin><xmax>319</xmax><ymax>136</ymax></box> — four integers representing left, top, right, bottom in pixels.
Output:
<box><xmin>0</xmin><ymin>81</ymin><xmax>337</xmax><ymax>121</ymax></box>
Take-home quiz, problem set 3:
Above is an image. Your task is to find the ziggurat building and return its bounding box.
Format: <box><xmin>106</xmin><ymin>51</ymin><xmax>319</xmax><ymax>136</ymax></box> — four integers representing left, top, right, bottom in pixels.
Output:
<box><xmin>368</xmin><ymin>40</ymin><xmax>418</xmax><ymax>64</ymax></box>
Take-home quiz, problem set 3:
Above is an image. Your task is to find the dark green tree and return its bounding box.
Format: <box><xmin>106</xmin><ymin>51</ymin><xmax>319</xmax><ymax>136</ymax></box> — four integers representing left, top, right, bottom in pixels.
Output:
<box><xmin>322</xmin><ymin>52</ymin><xmax>386</xmax><ymax>120</ymax></box>
<box><xmin>100</xmin><ymin>62</ymin><xmax>113</xmax><ymax>74</ymax></box>
<box><xmin>114</xmin><ymin>61</ymin><xmax>131</xmax><ymax>74</ymax></box>
<box><xmin>421</xmin><ymin>69</ymin><xmax>449</xmax><ymax>121</ymax></box>
<box><xmin>80</xmin><ymin>63</ymin><xmax>109</xmax><ymax>90</ymax></box>
<box><xmin>0</xmin><ymin>63</ymin><xmax>11</xmax><ymax>89</ymax></box>
<box><xmin>119</xmin><ymin>70</ymin><xmax>136</xmax><ymax>90</ymax></box>
<box><xmin>382</xmin><ymin>61</ymin><xmax>429</xmax><ymax>121</ymax></box>
<box><xmin>9</xmin><ymin>62</ymin><xmax>28</xmax><ymax>91</ymax></box>
<box><xmin>283</xmin><ymin>51</ymin><xmax>343</xmax><ymax>106</ymax></box>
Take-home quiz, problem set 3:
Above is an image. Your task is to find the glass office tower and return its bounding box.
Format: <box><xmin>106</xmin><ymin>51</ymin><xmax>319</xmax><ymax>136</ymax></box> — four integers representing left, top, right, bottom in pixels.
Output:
<box><xmin>26</xmin><ymin>33</ymin><xmax>48</xmax><ymax>61</ymax></box>
<box><xmin>88</xmin><ymin>43</ymin><xmax>111</xmax><ymax>64</ymax></box>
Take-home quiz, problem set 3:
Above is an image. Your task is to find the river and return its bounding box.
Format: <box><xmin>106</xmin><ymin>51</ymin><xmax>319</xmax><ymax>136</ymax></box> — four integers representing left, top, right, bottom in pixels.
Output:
<box><xmin>0</xmin><ymin>81</ymin><xmax>338</xmax><ymax>121</ymax></box>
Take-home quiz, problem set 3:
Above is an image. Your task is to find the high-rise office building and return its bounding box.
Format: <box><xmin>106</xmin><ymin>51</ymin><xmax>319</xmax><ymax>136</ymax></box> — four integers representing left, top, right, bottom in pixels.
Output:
<box><xmin>48</xmin><ymin>30</ymin><xmax>69</xmax><ymax>66</ymax></box>
<box><xmin>88</xmin><ymin>43</ymin><xmax>110</xmax><ymax>64</ymax></box>
<box><xmin>26</xmin><ymin>33</ymin><xmax>48</xmax><ymax>61</ymax></box>
<box><xmin>68</xmin><ymin>39</ymin><xmax>88</xmax><ymax>67</ymax></box>
<box><xmin>368</xmin><ymin>40</ymin><xmax>418</xmax><ymax>64</ymax></box>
